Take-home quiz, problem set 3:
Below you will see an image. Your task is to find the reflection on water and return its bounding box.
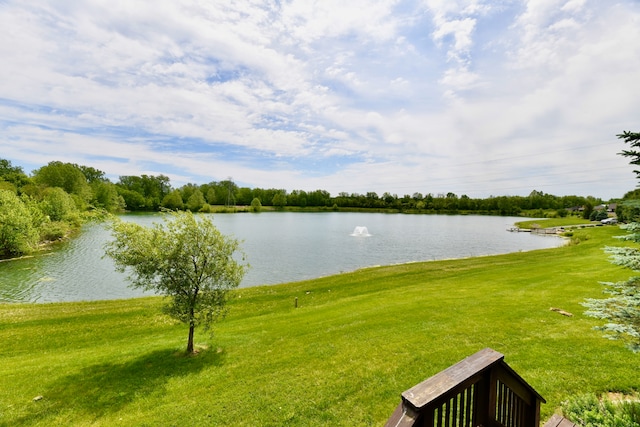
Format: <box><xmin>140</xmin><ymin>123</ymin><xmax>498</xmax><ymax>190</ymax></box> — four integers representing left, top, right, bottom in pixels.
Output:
<box><xmin>0</xmin><ymin>223</ymin><xmax>151</xmax><ymax>303</ymax></box>
<box><xmin>0</xmin><ymin>212</ymin><xmax>563</xmax><ymax>303</ymax></box>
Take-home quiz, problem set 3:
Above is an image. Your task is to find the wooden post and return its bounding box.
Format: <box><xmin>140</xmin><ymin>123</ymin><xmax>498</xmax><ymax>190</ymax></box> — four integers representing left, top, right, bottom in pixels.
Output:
<box><xmin>295</xmin><ymin>297</ymin><xmax>298</xmax><ymax>308</ymax></box>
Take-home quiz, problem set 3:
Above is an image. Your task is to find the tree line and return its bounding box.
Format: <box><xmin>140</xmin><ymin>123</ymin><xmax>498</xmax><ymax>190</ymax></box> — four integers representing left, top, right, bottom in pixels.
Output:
<box><xmin>2</xmin><ymin>158</ymin><xmax>611</xmax><ymax>213</ymax></box>
<box><xmin>0</xmin><ymin>157</ymin><xmax>617</xmax><ymax>258</ymax></box>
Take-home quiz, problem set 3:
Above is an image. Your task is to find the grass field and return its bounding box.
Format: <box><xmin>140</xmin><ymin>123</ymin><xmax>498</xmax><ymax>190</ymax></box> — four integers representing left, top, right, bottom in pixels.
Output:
<box><xmin>0</xmin><ymin>224</ymin><xmax>637</xmax><ymax>426</ymax></box>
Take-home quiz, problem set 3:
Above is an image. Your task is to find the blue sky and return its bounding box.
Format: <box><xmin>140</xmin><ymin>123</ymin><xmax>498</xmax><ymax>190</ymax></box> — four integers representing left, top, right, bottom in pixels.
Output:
<box><xmin>1</xmin><ymin>0</ymin><xmax>639</xmax><ymax>199</ymax></box>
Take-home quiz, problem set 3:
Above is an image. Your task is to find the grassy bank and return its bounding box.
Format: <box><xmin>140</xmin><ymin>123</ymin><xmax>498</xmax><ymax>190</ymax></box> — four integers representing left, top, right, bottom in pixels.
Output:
<box><xmin>0</xmin><ymin>225</ymin><xmax>637</xmax><ymax>426</ymax></box>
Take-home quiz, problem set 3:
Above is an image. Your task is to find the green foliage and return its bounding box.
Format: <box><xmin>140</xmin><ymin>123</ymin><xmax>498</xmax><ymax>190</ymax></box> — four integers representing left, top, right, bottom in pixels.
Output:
<box><xmin>91</xmin><ymin>181</ymin><xmax>125</xmax><ymax>212</ymax></box>
<box><xmin>617</xmin><ymin>200</ymin><xmax>640</xmax><ymax>223</ymax></box>
<box><xmin>618</xmin><ymin>131</ymin><xmax>640</xmax><ymax>181</ymax></box>
<box><xmin>33</xmin><ymin>161</ymin><xmax>92</xmax><ymax>202</ymax></box>
<box><xmin>117</xmin><ymin>188</ymin><xmax>148</xmax><ymax>211</ymax></box>
<box><xmin>271</xmin><ymin>191</ymin><xmax>287</xmax><ymax>208</ymax></box>
<box><xmin>0</xmin><ymin>180</ymin><xmax>16</xmax><ymax>193</ymax></box>
<box><xmin>161</xmin><ymin>189</ymin><xmax>184</xmax><ymax>210</ymax></box>
<box><xmin>0</xmin><ymin>158</ymin><xmax>30</xmax><ymax>189</ymax></box>
<box><xmin>584</xmin><ymin>274</ymin><xmax>640</xmax><ymax>352</ymax></box>
<box><xmin>186</xmin><ymin>188</ymin><xmax>206</xmax><ymax>212</ymax></box>
<box><xmin>250</xmin><ymin>197</ymin><xmax>262</xmax><ymax>212</ymax></box>
<box><xmin>39</xmin><ymin>221</ymin><xmax>71</xmax><ymax>241</ymax></box>
<box><xmin>105</xmin><ymin>211</ymin><xmax>247</xmax><ymax>353</ymax></box>
<box><xmin>117</xmin><ymin>174</ymin><xmax>171</xmax><ymax>210</ymax></box>
<box><xmin>568</xmin><ymin>230</ymin><xmax>591</xmax><ymax>245</ymax></box>
<box><xmin>77</xmin><ymin>165</ymin><xmax>107</xmax><ymax>183</ymax></box>
<box><xmin>590</xmin><ymin>209</ymin><xmax>608</xmax><ymax>221</ymax></box>
<box><xmin>0</xmin><ymin>190</ymin><xmax>38</xmax><ymax>258</ymax></box>
<box><xmin>39</xmin><ymin>187</ymin><xmax>77</xmax><ymax>222</ymax></box>
<box><xmin>583</xmin><ymin>202</ymin><xmax>594</xmax><ymax>219</ymax></box>
<box><xmin>199</xmin><ymin>203</ymin><xmax>214</xmax><ymax>213</ymax></box>
<box><xmin>562</xmin><ymin>393</ymin><xmax>640</xmax><ymax>427</ymax></box>
<box><xmin>7</xmin><ymin>157</ymin><xmax>613</xmax><ymax>214</ymax></box>
<box><xmin>0</xmin><ymin>160</ymin><xmax>114</xmax><ymax>256</ymax></box>
<box><xmin>584</xmin><ymin>131</ymin><xmax>640</xmax><ymax>352</ymax></box>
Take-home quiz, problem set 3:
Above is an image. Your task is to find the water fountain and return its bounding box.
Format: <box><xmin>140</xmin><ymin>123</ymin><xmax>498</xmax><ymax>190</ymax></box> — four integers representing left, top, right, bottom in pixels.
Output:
<box><xmin>350</xmin><ymin>226</ymin><xmax>371</xmax><ymax>237</ymax></box>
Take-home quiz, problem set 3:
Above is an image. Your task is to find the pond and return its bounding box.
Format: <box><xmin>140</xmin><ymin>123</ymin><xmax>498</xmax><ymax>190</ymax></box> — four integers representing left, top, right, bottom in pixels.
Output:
<box><xmin>0</xmin><ymin>212</ymin><xmax>564</xmax><ymax>303</ymax></box>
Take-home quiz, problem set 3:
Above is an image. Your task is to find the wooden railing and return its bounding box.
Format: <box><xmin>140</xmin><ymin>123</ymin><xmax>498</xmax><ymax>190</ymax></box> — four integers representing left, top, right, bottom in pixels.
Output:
<box><xmin>385</xmin><ymin>348</ymin><xmax>545</xmax><ymax>427</ymax></box>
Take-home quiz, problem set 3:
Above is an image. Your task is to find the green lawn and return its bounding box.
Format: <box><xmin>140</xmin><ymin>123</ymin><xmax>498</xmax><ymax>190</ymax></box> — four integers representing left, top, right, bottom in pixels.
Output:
<box><xmin>0</xmin><ymin>225</ymin><xmax>637</xmax><ymax>426</ymax></box>
<box><xmin>515</xmin><ymin>217</ymin><xmax>594</xmax><ymax>228</ymax></box>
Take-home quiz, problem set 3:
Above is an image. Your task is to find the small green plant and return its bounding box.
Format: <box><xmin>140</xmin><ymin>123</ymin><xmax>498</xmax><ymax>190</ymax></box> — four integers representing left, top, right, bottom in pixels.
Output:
<box><xmin>562</xmin><ymin>393</ymin><xmax>640</xmax><ymax>427</ymax></box>
<box><xmin>567</xmin><ymin>230</ymin><xmax>590</xmax><ymax>245</ymax></box>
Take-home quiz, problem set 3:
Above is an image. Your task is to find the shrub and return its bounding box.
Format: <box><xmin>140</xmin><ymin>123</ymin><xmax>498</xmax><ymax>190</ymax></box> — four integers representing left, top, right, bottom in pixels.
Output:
<box><xmin>562</xmin><ymin>393</ymin><xmax>640</xmax><ymax>427</ymax></box>
<box><xmin>590</xmin><ymin>209</ymin><xmax>608</xmax><ymax>221</ymax></box>
<box><xmin>565</xmin><ymin>230</ymin><xmax>589</xmax><ymax>245</ymax></box>
<box><xmin>199</xmin><ymin>203</ymin><xmax>214</xmax><ymax>213</ymax></box>
<box><xmin>39</xmin><ymin>221</ymin><xmax>70</xmax><ymax>242</ymax></box>
<box><xmin>250</xmin><ymin>197</ymin><xmax>262</xmax><ymax>212</ymax></box>
<box><xmin>0</xmin><ymin>190</ymin><xmax>38</xmax><ymax>257</ymax></box>
<box><xmin>40</xmin><ymin>187</ymin><xmax>77</xmax><ymax>222</ymax></box>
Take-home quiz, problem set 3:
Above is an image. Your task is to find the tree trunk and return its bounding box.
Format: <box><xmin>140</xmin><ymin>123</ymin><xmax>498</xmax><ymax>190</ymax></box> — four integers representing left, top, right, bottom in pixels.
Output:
<box><xmin>187</xmin><ymin>323</ymin><xmax>195</xmax><ymax>353</ymax></box>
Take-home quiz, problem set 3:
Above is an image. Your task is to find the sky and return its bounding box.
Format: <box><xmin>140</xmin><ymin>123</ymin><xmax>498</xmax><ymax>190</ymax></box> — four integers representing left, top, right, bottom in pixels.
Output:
<box><xmin>1</xmin><ymin>0</ymin><xmax>639</xmax><ymax>200</ymax></box>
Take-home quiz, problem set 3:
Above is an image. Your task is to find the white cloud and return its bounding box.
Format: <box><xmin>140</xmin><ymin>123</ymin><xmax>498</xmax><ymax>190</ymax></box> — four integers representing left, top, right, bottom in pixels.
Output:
<box><xmin>432</xmin><ymin>17</ymin><xmax>477</xmax><ymax>57</ymax></box>
<box><xmin>1</xmin><ymin>0</ymin><xmax>639</xmax><ymax>199</ymax></box>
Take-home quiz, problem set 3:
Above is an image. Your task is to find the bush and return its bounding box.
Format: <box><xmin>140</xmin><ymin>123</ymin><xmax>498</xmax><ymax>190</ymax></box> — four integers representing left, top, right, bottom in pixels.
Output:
<box><xmin>199</xmin><ymin>203</ymin><xmax>214</xmax><ymax>213</ymax></box>
<box><xmin>40</xmin><ymin>187</ymin><xmax>77</xmax><ymax>222</ymax></box>
<box><xmin>39</xmin><ymin>221</ymin><xmax>70</xmax><ymax>242</ymax></box>
<box><xmin>590</xmin><ymin>209</ymin><xmax>608</xmax><ymax>221</ymax></box>
<box><xmin>563</xmin><ymin>230</ymin><xmax>589</xmax><ymax>245</ymax></box>
<box><xmin>0</xmin><ymin>190</ymin><xmax>38</xmax><ymax>258</ymax></box>
<box><xmin>250</xmin><ymin>198</ymin><xmax>262</xmax><ymax>212</ymax></box>
<box><xmin>562</xmin><ymin>393</ymin><xmax>640</xmax><ymax>427</ymax></box>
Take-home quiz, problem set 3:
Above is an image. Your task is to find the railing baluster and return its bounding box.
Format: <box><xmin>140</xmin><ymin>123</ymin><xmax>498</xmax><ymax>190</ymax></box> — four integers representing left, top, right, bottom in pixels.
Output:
<box><xmin>460</xmin><ymin>388</ymin><xmax>467</xmax><ymax>427</ymax></box>
<box><xmin>509</xmin><ymin>384</ymin><xmax>514</xmax><ymax>426</ymax></box>
<box><xmin>467</xmin><ymin>383</ymin><xmax>474</xmax><ymax>427</ymax></box>
<box><xmin>507</xmin><ymin>383</ymin><xmax>512</xmax><ymax>426</ymax></box>
<box><xmin>453</xmin><ymin>394</ymin><xmax>459</xmax><ymax>426</ymax></box>
<box><xmin>497</xmin><ymin>380</ymin><xmax>503</xmax><ymax>423</ymax></box>
<box><xmin>445</xmin><ymin>399</ymin><xmax>451</xmax><ymax>427</ymax></box>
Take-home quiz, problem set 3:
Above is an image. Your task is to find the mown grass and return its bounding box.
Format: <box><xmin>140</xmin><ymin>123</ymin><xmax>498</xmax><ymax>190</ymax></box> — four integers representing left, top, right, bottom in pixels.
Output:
<box><xmin>0</xmin><ymin>224</ymin><xmax>638</xmax><ymax>426</ymax></box>
<box><xmin>516</xmin><ymin>217</ymin><xmax>594</xmax><ymax>228</ymax></box>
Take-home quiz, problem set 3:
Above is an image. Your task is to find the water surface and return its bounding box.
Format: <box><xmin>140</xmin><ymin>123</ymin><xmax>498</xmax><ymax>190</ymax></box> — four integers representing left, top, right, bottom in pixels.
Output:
<box><xmin>0</xmin><ymin>212</ymin><xmax>563</xmax><ymax>303</ymax></box>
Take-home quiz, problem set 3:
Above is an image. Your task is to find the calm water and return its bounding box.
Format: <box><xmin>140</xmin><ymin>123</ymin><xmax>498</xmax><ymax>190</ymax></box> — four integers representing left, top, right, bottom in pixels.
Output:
<box><xmin>0</xmin><ymin>212</ymin><xmax>563</xmax><ymax>303</ymax></box>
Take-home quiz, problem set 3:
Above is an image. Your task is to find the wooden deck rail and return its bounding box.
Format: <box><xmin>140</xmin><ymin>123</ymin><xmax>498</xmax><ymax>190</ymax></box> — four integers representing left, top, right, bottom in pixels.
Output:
<box><xmin>385</xmin><ymin>348</ymin><xmax>546</xmax><ymax>427</ymax></box>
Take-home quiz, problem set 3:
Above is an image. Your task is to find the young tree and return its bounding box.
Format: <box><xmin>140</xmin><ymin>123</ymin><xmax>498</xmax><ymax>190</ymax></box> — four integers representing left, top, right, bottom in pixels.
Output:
<box><xmin>272</xmin><ymin>191</ymin><xmax>287</xmax><ymax>209</ymax></box>
<box><xmin>250</xmin><ymin>197</ymin><xmax>262</xmax><ymax>212</ymax></box>
<box><xmin>161</xmin><ymin>190</ymin><xmax>184</xmax><ymax>211</ymax></box>
<box><xmin>40</xmin><ymin>187</ymin><xmax>78</xmax><ymax>222</ymax></box>
<box><xmin>583</xmin><ymin>131</ymin><xmax>640</xmax><ymax>352</ymax></box>
<box><xmin>105</xmin><ymin>211</ymin><xmax>247</xmax><ymax>353</ymax></box>
<box><xmin>186</xmin><ymin>188</ymin><xmax>206</xmax><ymax>212</ymax></box>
